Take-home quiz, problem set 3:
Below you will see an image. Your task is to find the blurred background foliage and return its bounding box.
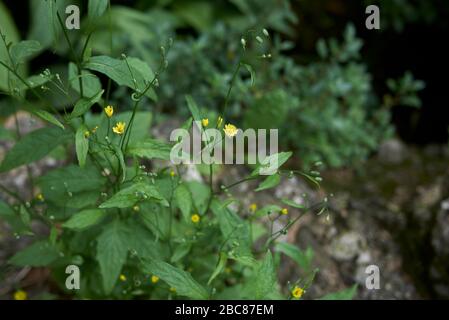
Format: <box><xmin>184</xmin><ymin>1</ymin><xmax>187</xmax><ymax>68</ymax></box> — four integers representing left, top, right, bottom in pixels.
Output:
<box><xmin>1</xmin><ymin>0</ymin><xmax>446</xmax><ymax>168</ymax></box>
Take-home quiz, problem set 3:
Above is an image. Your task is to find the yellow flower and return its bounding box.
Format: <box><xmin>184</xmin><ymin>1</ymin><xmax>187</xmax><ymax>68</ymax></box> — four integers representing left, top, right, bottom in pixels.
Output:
<box><xmin>249</xmin><ymin>203</ymin><xmax>257</xmax><ymax>213</ymax></box>
<box><xmin>104</xmin><ymin>105</ymin><xmax>114</xmax><ymax>118</ymax></box>
<box><xmin>113</xmin><ymin>122</ymin><xmax>126</xmax><ymax>135</ymax></box>
<box><xmin>191</xmin><ymin>214</ymin><xmax>200</xmax><ymax>223</ymax></box>
<box><xmin>133</xmin><ymin>205</ymin><xmax>140</xmax><ymax>212</ymax></box>
<box><xmin>291</xmin><ymin>286</ymin><xmax>304</xmax><ymax>299</ymax></box>
<box><xmin>223</xmin><ymin>124</ymin><xmax>238</xmax><ymax>137</ymax></box>
<box><xmin>119</xmin><ymin>274</ymin><xmax>127</xmax><ymax>282</ymax></box>
<box><xmin>36</xmin><ymin>193</ymin><xmax>44</xmax><ymax>201</ymax></box>
<box><xmin>217</xmin><ymin>116</ymin><xmax>223</xmax><ymax>127</ymax></box>
<box><xmin>201</xmin><ymin>118</ymin><xmax>209</xmax><ymax>127</ymax></box>
<box><xmin>84</xmin><ymin>131</ymin><xmax>90</xmax><ymax>138</ymax></box>
<box><xmin>170</xmin><ymin>287</ymin><xmax>177</xmax><ymax>293</ymax></box>
<box><xmin>170</xmin><ymin>170</ymin><xmax>176</xmax><ymax>177</ymax></box>
<box><xmin>151</xmin><ymin>275</ymin><xmax>159</xmax><ymax>284</ymax></box>
<box><xmin>281</xmin><ymin>208</ymin><xmax>288</xmax><ymax>215</ymax></box>
<box><xmin>14</xmin><ymin>290</ymin><xmax>27</xmax><ymax>300</ymax></box>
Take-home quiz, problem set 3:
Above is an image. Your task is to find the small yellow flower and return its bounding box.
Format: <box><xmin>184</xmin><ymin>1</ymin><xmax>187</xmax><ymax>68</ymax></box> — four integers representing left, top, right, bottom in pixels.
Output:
<box><xmin>104</xmin><ymin>105</ymin><xmax>114</xmax><ymax>118</ymax></box>
<box><xmin>112</xmin><ymin>122</ymin><xmax>126</xmax><ymax>135</ymax></box>
<box><xmin>281</xmin><ymin>208</ymin><xmax>288</xmax><ymax>215</ymax></box>
<box><xmin>249</xmin><ymin>203</ymin><xmax>257</xmax><ymax>213</ymax></box>
<box><xmin>133</xmin><ymin>205</ymin><xmax>140</xmax><ymax>212</ymax></box>
<box><xmin>151</xmin><ymin>275</ymin><xmax>159</xmax><ymax>284</ymax></box>
<box><xmin>84</xmin><ymin>131</ymin><xmax>90</xmax><ymax>138</ymax></box>
<box><xmin>170</xmin><ymin>287</ymin><xmax>177</xmax><ymax>293</ymax></box>
<box><xmin>191</xmin><ymin>214</ymin><xmax>200</xmax><ymax>223</ymax></box>
<box><xmin>36</xmin><ymin>193</ymin><xmax>44</xmax><ymax>201</ymax></box>
<box><xmin>170</xmin><ymin>170</ymin><xmax>176</xmax><ymax>177</ymax></box>
<box><xmin>217</xmin><ymin>116</ymin><xmax>223</xmax><ymax>127</ymax></box>
<box><xmin>91</xmin><ymin>126</ymin><xmax>99</xmax><ymax>134</ymax></box>
<box><xmin>223</xmin><ymin>124</ymin><xmax>238</xmax><ymax>137</ymax></box>
<box><xmin>119</xmin><ymin>274</ymin><xmax>127</xmax><ymax>282</ymax></box>
<box><xmin>14</xmin><ymin>290</ymin><xmax>27</xmax><ymax>300</ymax></box>
<box><xmin>201</xmin><ymin>118</ymin><xmax>209</xmax><ymax>127</ymax></box>
<box><xmin>291</xmin><ymin>286</ymin><xmax>304</xmax><ymax>299</ymax></box>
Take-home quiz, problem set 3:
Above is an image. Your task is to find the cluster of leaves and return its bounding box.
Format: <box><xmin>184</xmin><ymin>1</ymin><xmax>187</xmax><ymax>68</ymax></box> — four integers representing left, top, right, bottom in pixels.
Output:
<box><xmin>0</xmin><ymin>0</ymin><xmax>359</xmax><ymax>300</ymax></box>
<box><xmin>70</xmin><ymin>0</ymin><xmax>425</xmax><ymax>168</ymax></box>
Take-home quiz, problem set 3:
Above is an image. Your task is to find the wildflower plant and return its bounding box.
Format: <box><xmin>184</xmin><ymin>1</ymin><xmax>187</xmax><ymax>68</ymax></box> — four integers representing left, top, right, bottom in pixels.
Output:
<box><xmin>0</xmin><ymin>1</ymin><xmax>355</xmax><ymax>300</ymax></box>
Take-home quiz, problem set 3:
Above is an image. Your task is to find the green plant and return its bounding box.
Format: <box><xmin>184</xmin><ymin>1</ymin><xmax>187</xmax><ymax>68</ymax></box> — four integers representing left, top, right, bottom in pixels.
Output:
<box><xmin>0</xmin><ymin>0</ymin><xmax>357</xmax><ymax>300</ymax></box>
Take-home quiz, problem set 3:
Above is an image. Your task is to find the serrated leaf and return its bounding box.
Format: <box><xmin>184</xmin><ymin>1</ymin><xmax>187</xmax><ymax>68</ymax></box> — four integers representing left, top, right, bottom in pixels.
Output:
<box><xmin>127</xmin><ymin>139</ymin><xmax>172</xmax><ymax>160</ymax></box>
<box><xmin>99</xmin><ymin>182</ymin><xmax>167</xmax><ymax>209</ymax></box>
<box><xmin>69</xmin><ymin>89</ymin><xmax>104</xmax><ymax>119</ymax></box>
<box><xmin>174</xmin><ymin>183</ymin><xmax>193</xmax><ymax>221</ymax></box>
<box><xmin>255</xmin><ymin>173</ymin><xmax>280</xmax><ymax>192</ymax></box>
<box><xmin>75</xmin><ymin>125</ymin><xmax>89</xmax><ymax>167</ymax></box>
<box><xmin>9</xmin><ymin>240</ymin><xmax>60</xmax><ymax>267</ymax></box>
<box><xmin>141</xmin><ymin>259</ymin><xmax>209</xmax><ymax>299</ymax></box>
<box><xmin>62</xmin><ymin>209</ymin><xmax>105</xmax><ymax>230</ymax></box>
<box><xmin>96</xmin><ymin>221</ymin><xmax>129</xmax><ymax>294</ymax></box>
<box><xmin>0</xmin><ymin>127</ymin><xmax>71</xmax><ymax>172</ymax></box>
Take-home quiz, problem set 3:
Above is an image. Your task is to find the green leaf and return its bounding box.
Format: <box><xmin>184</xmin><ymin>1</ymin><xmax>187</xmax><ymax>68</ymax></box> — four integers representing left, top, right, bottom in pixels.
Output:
<box><xmin>141</xmin><ymin>259</ymin><xmax>209</xmax><ymax>299</ymax></box>
<box><xmin>251</xmin><ymin>151</ymin><xmax>292</xmax><ymax>176</ymax></box>
<box><xmin>171</xmin><ymin>243</ymin><xmax>192</xmax><ymax>263</ymax></box>
<box><xmin>242</xmin><ymin>63</ymin><xmax>255</xmax><ymax>86</ymax></box>
<box><xmin>62</xmin><ymin>209</ymin><xmax>105</xmax><ymax>231</ymax></box>
<box><xmin>110</xmin><ymin>143</ymin><xmax>126</xmax><ymax>182</ymax></box>
<box><xmin>127</xmin><ymin>139</ymin><xmax>172</xmax><ymax>160</ymax></box>
<box><xmin>38</xmin><ymin>165</ymin><xmax>106</xmax><ymax>208</ymax></box>
<box><xmin>0</xmin><ymin>127</ymin><xmax>71</xmax><ymax>172</ymax></box>
<box><xmin>69</xmin><ymin>89</ymin><xmax>104</xmax><ymax>119</ymax></box>
<box><xmin>254</xmin><ymin>204</ymin><xmax>282</xmax><ymax>218</ymax></box>
<box><xmin>0</xmin><ymin>1</ymin><xmax>20</xmax><ymax>91</ymax></box>
<box><xmin>28</xmin><ymin>108</ymin><xmax>65</xmax><ymax>129</ymax></box>
<box><xmin>318</xmin><ymin>284</ymin><xmax>358</xmax><ymax>300</ymax></box>
<box><xmin>276</xmin><ymin>242</ymin><xmax>313</xmax><ymax>271</ymax></box>
<box><xmin>75</xmin><ymin>125</ymin><xmax>89</xmax><ymax>167</ymax></box>
<box><xmin>281</xmin><ymin>198</ymin><xmax>306</xmax><ymax>209</ymax></box>
<box><xmin>96</xmin><ymin>221</ymin><xmax>129</xmax><ymax>294</ymax></box>
<box><xmin>84</xmin><ymin>56</ymin><xmax>156</xmax><ymax>101</ymax></box>
<box><xmin>252</xmin><ymin>251</ymin><xmax>276</xmax><ymax>299</ymax></box>
<box><xmin>88</xmin><ymin>0</ymin><xmax>109</xmax><ymax>20</ymax></box>
<box><xmin>187</xmin><ymin>181</ymin><xmax>210</xmax><ymax>215</ymax></box>
<box><xmin>207</xmin><ymin>252</ymin><xmax>227</xmax><ymax>285</ymax></box>
<box><xmin>10</xmin><ymin>40</ymin><xmax>41</xmax><ymax>65</ymax></box>
<box><xmin>99</xmin><ymin>182</ymin><xmax>167</xmax><ymax>209</ymax></box>
<box><xmin>0</xmin><ymin>200</ymin><xmax>31</xmax><ymax>235</ymax></box>
<box><xmin>255</xmin><ymin>173</ymin><xmax>280</xmax><ymax>192</ymax></box>
<box><xmin>174</xmin><ymin>183</ymin><xmax>193</xmax><ymax>221</ymax></box>
<box><xmin>9</xmin><ymin>240</ymin><xmax>60</xmax><ymax>267</ymax></box>
<box><xmin>68</xmin><ymin>62</ymin><xmax>102</xmax><ymax>98</ymax></box>
<box><xmin>185</xmin><ymin>95</ymin><xmax>202</xmax><ymax>129</ymax></box>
